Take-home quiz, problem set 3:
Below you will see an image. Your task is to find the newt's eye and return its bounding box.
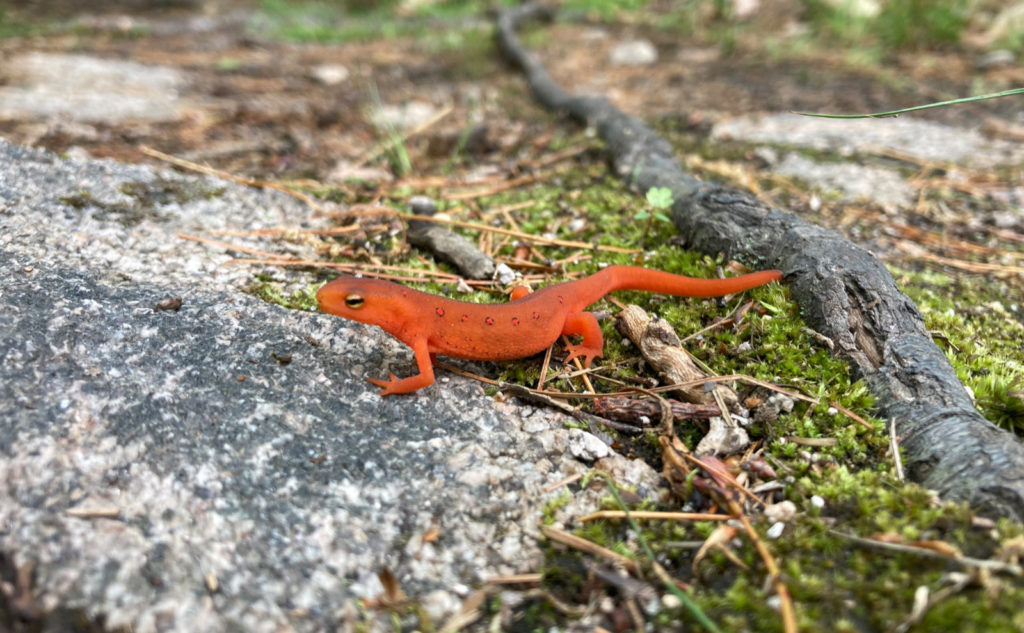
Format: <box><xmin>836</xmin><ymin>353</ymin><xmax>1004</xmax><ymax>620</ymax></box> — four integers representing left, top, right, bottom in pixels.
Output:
<box><xmin>345</xmin><ymin>294</ymin><xmax>365</xmax><ymax>309</ymax></box>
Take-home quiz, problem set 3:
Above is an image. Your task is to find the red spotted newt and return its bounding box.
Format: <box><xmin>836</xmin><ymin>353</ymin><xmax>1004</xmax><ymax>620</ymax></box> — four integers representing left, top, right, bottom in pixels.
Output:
<box><xmin>316</xmin><ymin>265</ymin><xmax>782</xmax><ymax>395</ymax></box>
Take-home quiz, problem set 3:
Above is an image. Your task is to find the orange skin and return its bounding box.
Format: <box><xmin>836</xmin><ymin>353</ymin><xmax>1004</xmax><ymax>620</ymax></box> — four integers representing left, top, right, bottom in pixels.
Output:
<box><xmin>316</xmin><ymin>265</ymin><xmax>783</xmax><ymax>395</ymax></box>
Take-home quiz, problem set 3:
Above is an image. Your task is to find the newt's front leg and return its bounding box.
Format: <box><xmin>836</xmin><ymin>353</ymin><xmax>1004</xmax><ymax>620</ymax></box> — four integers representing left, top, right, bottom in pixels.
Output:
<box><xmin>561</xmin><ymin>311</ymin><xmax>605</xmax><ymax>368</ymax></box>
<box><xmin>366</xmin><ymin>338</ymin><xmax>436</xmax><ymax>396</ymax></box>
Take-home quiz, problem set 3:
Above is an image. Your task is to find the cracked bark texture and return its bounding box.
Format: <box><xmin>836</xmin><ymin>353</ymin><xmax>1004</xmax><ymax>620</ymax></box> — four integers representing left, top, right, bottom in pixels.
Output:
<box><xmin>497</xmin><ymin>3</ymin><xmax>1024</xmax><ymax>520</ymax></box>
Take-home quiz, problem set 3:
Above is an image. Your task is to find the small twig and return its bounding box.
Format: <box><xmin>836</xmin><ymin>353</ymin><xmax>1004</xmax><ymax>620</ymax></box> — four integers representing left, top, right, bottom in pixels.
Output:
<box><xmin>212</xmin><ymin>226</ymin><xmax>361</xmax><ymax>237</ymax></box>
<box><xmin>560</xmin><ymin>335</ymin><xmax>596</xmax><ymax>395</ymax></box>
<box><xmin>829</xmin><ymin>530</ymin><xmax>1023</xmax><ymax>575</ymax></box>
<box><xmin>786</xmin><ymin>436</ymin><xmax>838</xmax><ymax>447</ymax></box>
<box><xmin>737</xmin><ymin>512</ymin><xmax>798</xmax><ymax>633</ymax></box>
<box><xmin>324</xmin><ymin>208</ymin><xmax>641</xmax><ymax>254</ymax></box>
<box><xmin>141</xmin><ymin>145</ymin><xmax>323</xmax><ymax>211</ymax></box>
<box><xmin>496</xmin><ymin>381</ymin><xmax>576</xmax><ymax>414</ymax></box>
<box><xmin>524</xmin><ymin>589</ymin><xmax>589</xmax><ymax>616</ymax></box>
<box><xmin>437</xmin><ymin>607</ymin><xmax>482</xmax><ymax>633</ymax></box>
<box><xmin>889</xmin><ymin>573</ymin><xmax>974</xmax><ymax>633</ymax></box>
<box><xmin>598</xmin><ymin>474</ymin><xmax>722</xmax><ymax>633</ymax></box>
<box><xmin>889</xmin><ymin>418</ymin><xmax>905</xmax><ymax>481</ymax></box>
<box><xmin>829</xmin><ymin>400</ymin><xmax>875</xmax><ymax>431</ymax></box>
<box><xmin>578</xmin><ymin>510</ymin><xmax>731</xmax><ymax>522</ymax></box>
<box><xmin>521</xmin><ymin>143</ymin><xmax>593</xmax><ymax>169</ymax></box>
<box><xmin>445</xmin><ymin>173</ymin><xmax>543</xmax><ymax>200</ymax></box>
<box><xmin>592</xmin><ymin>396</ymin><xmax>722</xmax><ymax>425</ymax></box>
<box><xmin>540</xmin><ymin>524</ymin><xmax>636</xmax><ymax>572</ymax></box>
<box><xmin>537</xmin><ymin>343</ymin><xmax>554</xmax><ymax>392</ymax></box>
<box><xmin>451</xmin><ymin>369</ymin><xmax>869</xmax><ymax>438</ymax></box>
<box><xmin>226</xmin><ymin>257</ymin><xmax>577</xmax><ymax>287</ymax></box>
<box><xmin>679</xmin><ymin>316</ymin><xmax>736</xmax><ymax>344</ymax></box>
<box><xmin>355</xmin><ymin>103</ymin><xmax>454</xmax><ymax>168</ymax></box>
<box><xmin>626</xmin><ymin>597</ymin><xmax>645</xmax><ymax>633</ymax></box>
<box><xmin>485</xmin><ymin>573</ymin><xmax>543</xmax><ymax>585</ymax></box>
<box><xmin>177</xmin><ymin>233</ymin><xmax>298</xmax><ymax>260</ymax></box>
<box><xmin>66</xmin><ymin>507</ymin><xmax>121</xmax><ymax>519</ymax></box>
<box><xmin>683</xmin><ymin>453</ymin><xmax>765</xmax><ymax>508</ymax></box>
<box><xmin>586</xmin><ymin>562</ymin><xmax>658</xmax><ymax>603</ymax></box>
<box><xmin>543</xmin><ymin>473</ymin><xmax>583</xmax><ymax>493</ymax></box>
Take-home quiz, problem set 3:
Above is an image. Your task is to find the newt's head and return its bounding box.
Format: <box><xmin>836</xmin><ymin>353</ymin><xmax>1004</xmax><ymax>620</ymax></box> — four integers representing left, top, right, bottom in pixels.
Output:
<box><xmin>316</xmin><ymin>276</ymin><xmax>415</xmax><ymax>335</ymax></box>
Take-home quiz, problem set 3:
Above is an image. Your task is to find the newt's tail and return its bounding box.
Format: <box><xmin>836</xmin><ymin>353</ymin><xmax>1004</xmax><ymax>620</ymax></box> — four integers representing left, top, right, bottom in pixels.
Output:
<box><xmin>600</xmin><ymin>265</ymin><xmax>782</xmax><ymax>300</ymax></box>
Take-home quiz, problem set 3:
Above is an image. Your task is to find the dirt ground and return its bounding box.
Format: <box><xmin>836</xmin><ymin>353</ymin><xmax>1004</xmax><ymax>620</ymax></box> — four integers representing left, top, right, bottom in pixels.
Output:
<box><xmin>3</xmin><ymin>0</ymin><xmax>1022</xmax><ymax>180</ymax></box>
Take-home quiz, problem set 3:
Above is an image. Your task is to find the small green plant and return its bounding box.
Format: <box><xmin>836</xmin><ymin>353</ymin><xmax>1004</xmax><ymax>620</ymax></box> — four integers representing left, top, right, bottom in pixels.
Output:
<box><xmin>0</xmin><ymin>3</ymin><xmax>43</xmax><ymax>38</ymax></box>
<box><xmin>876</xmin><ymin>0</ymin><xmax>968</xmax><ymax>49</ymax></box>
<box><xmin>974</xmin><ymin>372</ymin><xmax>1024</xmax><ymax>432</ymax></box>
<box><xmin>368</xmin><ymin>83</ymin><xmax>413</xmax><ymax>177</ymax></box>
<box><xmin>803</xmin><ymin>0</ymin><xmax>967</xmax><ymax>51</ymax></box>
<box><xmin>635</xmin><ymin>186</ymin><xmax>674</xmax><ymax>247</ymax></box>
<box><xmin>562</xmin><ymin>0</ymin><xmax>650</xmax><ymax>21</ymax></box>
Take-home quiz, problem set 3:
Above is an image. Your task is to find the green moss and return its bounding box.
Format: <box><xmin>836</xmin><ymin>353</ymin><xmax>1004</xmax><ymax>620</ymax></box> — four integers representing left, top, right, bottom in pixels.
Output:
<box><xmin>876</xmin><ymin>0</ymin><xmax>969</xmax><ymax>49</ymax></box>
<box><xmin>0</xmin><ymin>3</ymin><xmax>46</xmax><ymax>38</ymax></box>
<box><xmin>248</xmin><ymin>280</ymin><xmax>320</xmax><ymax>310</ymax></box>
<box><xmin>119</xmin><ymin>178</ymin><xmax>226</xmax><ymax>206</ymax></box>
<box><xmin>61</xmin><ymin>179</ymin><xmax>226</xmax><ymax>228</ymax></box>
<box><xmin>803</xmin><ymin>0</ymin><xmax>967</xmax><ymax>51</ymax></box>
<box><xmin>893</xmin><ymin>265</ymin><xmax>1024</xmax><ymax>432</ymax></box>
<box><xmin>250</xmin><ymin>0</ymin><xmax>508</xmax><ymax>46</ymax></box>
<box><xmin>541</xmin><ymin>490</ymin><xmax>571</xmax><ymax>525</ymax></box>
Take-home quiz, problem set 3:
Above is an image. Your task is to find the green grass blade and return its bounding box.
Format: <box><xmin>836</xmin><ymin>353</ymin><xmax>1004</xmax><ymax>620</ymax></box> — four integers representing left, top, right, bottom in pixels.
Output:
<box><xmin>792</xmin><ymin>87</ymin><xmax>1024</xmax><ymax>119</ymax></box>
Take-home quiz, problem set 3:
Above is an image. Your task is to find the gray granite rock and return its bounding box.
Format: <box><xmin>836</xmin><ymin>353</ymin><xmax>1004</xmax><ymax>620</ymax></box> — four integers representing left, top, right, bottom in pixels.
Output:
<box><xmin>0</xmin><ymin>53</ymin><xmax>186</xmax><ymax>123</ymax></box>
<box><xmin>712</xmin><ymin>113</ymin><xmax>1024</xmax><ymax>168</ymax></box>
<box><xmin>774</xmin><ymin>152</ymin><xmax>916</xmax><ymax>210</ymax></box>
<box><xmin>609</xmin><ymin>39</ymin><xmax>658</xmax><ymax>66</ymax></box>
<box><xmin>0</xmin><ymin>138</ymin><xmax>660</xmax><ymax>632</ymax></box>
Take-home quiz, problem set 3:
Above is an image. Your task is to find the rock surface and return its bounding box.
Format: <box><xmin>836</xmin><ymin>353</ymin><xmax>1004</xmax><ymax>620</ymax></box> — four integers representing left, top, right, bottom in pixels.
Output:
<box><xmin>773</xmin><ymin>152</ymin><xmax>916</xmax><ymax>210</ymax></box>
<box><xmin>710</xmin><ymin>112</ymin><xmax>1024</xmax><ymax>212</ymax></box>
<box><xmin>712</xmin><ymin>113</ymin><xmax>1024</xmax><ymax>168</ymax></box>
<box><xmin>0</xmin><ymin>53</ymin><xmax>186</xmax><ymax>123</ymax></box>
<box><xmin>0</xmin><ymin>138</ymin><xmax>660</xmax><ymax>632</ymax></box>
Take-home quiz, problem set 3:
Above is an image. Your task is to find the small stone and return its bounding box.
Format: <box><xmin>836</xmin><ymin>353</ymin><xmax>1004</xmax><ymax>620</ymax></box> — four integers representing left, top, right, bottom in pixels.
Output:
<box><xmin>421</xmin><ymin>589</ymin><xmax>459</xmax><ymax>621</ymax></box>
<box><xmin>0</xmin><ymin>52</ymin><xmax>184</xmax><ymax>123</ymax></box>
<box><xmin>408</xmin><ymin>195</ymin><xmax>437</xmax><ymax>216</ymax></box>
<box><xmin>733</xmin><ymin>0</ymin><xmax>761</xmax><ymax>19</ymax></box>
<box><xmin>763</xmin><ymin>500</ymin><xmax>797</xmax><ymax>523</ymax></box>
<box><xmin>566</xmin><ymin>429</ymin><xmax>612</xmax><ymax>461</ymax></box>
<box><xmin>713</xmin><ymin>113</ymin><xmax>1024</xmax><ymax>169</ymax></box>
<box><xmin>976</xmin><ymin>49</ymin><xmax>1015</xmax><ymax>70</ymax></box>
<box><xmin>326</xmin><ymin>161</ymin><xmax>392</xmax><ymax>183</ymax></box>
<box><xmin>310</xmin><ymin>63</ymin><xmax>350</xmax><ymax>85</ymax></box>
<box><xmin>610</xmin><ymin>39</ymin><xmax>658</xmax><ymax>66</ymax></box>
<box><xmin>494</xmin><ymin>263</ymin><xmax>517</xmax><ymax>286</ymax></box>
<box><xmin>372</xmin><ymin>101</ymin><xmax>439</xmax><ymax>130</ymax></box>
<box><xmin>775</xmin><ymin>153</ymin><xmax>915</xmax><ymax>210</ymax></box>
<box><xmin>753</xmin><ymin>146</ymin><xmax>778</xmax><ymax>167</ymax></box>
<box><xmin>64</xmin><ymin>146</ymin><xmax>94</xmax><ymax>162</ymax></box>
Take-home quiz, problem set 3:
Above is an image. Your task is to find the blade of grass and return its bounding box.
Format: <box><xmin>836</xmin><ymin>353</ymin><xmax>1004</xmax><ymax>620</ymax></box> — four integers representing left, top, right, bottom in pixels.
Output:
<box><xmin>793</xmin><ymin>87</ymin><xmax>1024</xmax><ymax>119</ymax></box>
<box><xmin>598</xmin><ymin>474</ymin><xmax>723</xmax><ymax>633</ymax></box>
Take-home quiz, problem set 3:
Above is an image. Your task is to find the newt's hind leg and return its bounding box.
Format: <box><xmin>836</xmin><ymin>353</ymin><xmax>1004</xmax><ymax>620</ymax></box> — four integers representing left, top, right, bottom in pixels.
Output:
<box><xmin>560</xmin><ymin>311</ymin><xmax>604</xmax><ymax>368</ymax></box>
<box><xmin>508</xmin><ymin>285</ymin><xmax>532</xmax><ymax>301</ymax></box>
